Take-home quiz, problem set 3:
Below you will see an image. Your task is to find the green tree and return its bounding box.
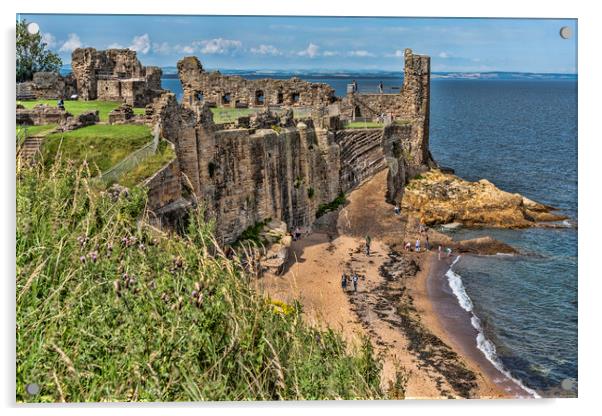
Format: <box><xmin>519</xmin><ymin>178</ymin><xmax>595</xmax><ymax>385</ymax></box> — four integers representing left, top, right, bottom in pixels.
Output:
<box><xmin>16</xmin><ymin>19</ymin><xmax>62</xmax><ymax>82</ymax></box>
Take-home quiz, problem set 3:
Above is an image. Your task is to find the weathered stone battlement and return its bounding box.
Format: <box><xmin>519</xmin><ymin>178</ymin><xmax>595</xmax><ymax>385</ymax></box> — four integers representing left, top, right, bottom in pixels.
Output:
<box><xmin>71</xmin><ymin>48</ymin><xmax>165</xmax><ymax>106</ymax></box>
<box><xmin>177</xmin><ymin>56</ymin><xmax>336</xmax><ymax>109</ymax></box>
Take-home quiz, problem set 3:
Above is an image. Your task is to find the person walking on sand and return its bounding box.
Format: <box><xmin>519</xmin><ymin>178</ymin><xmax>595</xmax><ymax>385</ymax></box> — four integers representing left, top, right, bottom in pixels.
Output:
<box><xmin>446</xmin><ymin>247</ymin><xmax>452</xmax><ymax>257</ymax></box>
<box><xmin>352</xmin><ymin>273</ymin><xmax>359</xmax><ymax>292</ymax></box>
<box><xmin>438</xmin><ymin>245</ymin><xmax>442</xmax><ymax>260</ymax></box>
<box><xmin>425</xmin><ymin>235</ymin><xmax>430</xmax><ymax>251</ymax></box>
<box><xmin>341</xmin><ymin>273</ymin><xmax>348</xmax><ymax>291</ymax></box>
<box><xmin>365</xmin><ymin>235</ymin><xmax>372</xmax><ymax>256</ymax></box>
<box><xmin>415</xmin><ymin>239</ymin><xmax>421</xmax><ymax>252</ymax></box>
<box><xmin>405</xmin><ymin>241</ymin><xmax>411</xmax><ymax>251</ymax></box>
<box><xmin>378</xmin><ymin>81</ymin><xmax>384</xmax><ymax>94</ymax></box>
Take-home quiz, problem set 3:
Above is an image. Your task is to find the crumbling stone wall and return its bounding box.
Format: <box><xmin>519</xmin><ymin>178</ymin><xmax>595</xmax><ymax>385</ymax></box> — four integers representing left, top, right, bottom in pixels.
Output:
<box><xmin>71</xmin><ymin>48</ymin><xmax>164</xmax><ymax>106</ymax></box>
<box><xmin>177</xmin><ymin>57</ymin><xmax>336</xmax><ymax>109</ymax></box>
<box><xmin>340</xmin><ymin>49</ymin><xmax>431</xmax><ymax>124</ymax></box>
<box><xmin>17</xmin><ymin>72</ymin><xmax>77</xmax><ymax>100</ymax></box>
<box><xmin>16</xmin><ymin>104</ymin><xmax>71</xmax><ymax>125</ymax></box>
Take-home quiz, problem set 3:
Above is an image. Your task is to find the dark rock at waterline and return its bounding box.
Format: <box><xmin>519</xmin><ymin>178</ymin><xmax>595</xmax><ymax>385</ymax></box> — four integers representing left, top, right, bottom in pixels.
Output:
<box><xmin>454</xmin><ymin>236</ymin><xmax>517</xmax><ymax>255</ymax></box>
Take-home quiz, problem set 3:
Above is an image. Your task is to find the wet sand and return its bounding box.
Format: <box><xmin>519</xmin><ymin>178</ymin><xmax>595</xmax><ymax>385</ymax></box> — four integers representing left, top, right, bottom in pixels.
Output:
<box><xmin>425</xmin><ymin>253</ymin><xmax>535</xmax><ymax>398</ymax></box>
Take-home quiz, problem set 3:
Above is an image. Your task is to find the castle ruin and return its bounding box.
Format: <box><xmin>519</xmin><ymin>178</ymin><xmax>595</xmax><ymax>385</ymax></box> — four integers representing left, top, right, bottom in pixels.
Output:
<box><xmin>70</xmin><ymin>48</ymin><xmax>165</xmax><ymax>106</ymax></box>
<box><xmin>145</xmin><ymin>49</ymin><xmax>436</xmax><ymax>242</ymax></box>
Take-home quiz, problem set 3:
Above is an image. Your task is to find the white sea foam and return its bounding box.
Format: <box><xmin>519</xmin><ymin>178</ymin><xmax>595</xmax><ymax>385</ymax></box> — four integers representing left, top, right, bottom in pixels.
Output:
<box><xmin>445</xmin><ymin>257</ymin><xmax>541</xmax><ymax>398</ymax></box>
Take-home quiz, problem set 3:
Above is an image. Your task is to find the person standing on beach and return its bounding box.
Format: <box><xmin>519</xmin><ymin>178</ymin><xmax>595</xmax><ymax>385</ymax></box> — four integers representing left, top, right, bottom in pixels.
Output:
<box><xmin>352</xmin><ymin>273</ymin><xmax>359</xmax><ymax>292</ymax></box>
<box><xmin>415</xmin><ymin>239</ymin><xmax>421</xmax><ymax>252</ymax></box>
<box><xmin>438</xmin><ymin>245</ymin><xmax>442</xmax><ymax>260</ymax></box>
<box><xmin>425</xmin><ymin>235</ymin><xmax>430</xmax><ymax>251</ymax></box>
<box><xmin>365</xmin><ymin>235</ymin><xmax>372</xmax><ymax>256</ymax></box>
<box><xmin>341</xmin><ymin>273</ymin><xmax>348</xmax><ymax>291</ymax></box>
<box><xmin>378</xmin><ymin>81</ymin><xmax>384</xmax><ymax>94</ymax></box>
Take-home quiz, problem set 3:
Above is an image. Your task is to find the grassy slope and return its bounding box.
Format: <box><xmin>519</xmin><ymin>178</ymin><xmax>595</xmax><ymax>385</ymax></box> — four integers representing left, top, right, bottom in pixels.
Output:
<box><xmin>16</xmin><ymin>160</ymin><xmax>387</xmax><ymax>402</ymax></box>
<box><xmin>116</xmin><ymin>140</ymin><xmax>176</xmax><ymax>188</ymax></box>
<box><xmin>16</xmin><ymin>124</ymin><xmax>58</xmax><ymax>138</ymax></box>
<box><xmin>41</xmin><ymin>124</ymin><xmax>152</xmax><ymax>173</ymax></box>
<box><xmin>18</xmin><ymin>100</ymin><xmax>145</xmax><ymax>122</ymax></box>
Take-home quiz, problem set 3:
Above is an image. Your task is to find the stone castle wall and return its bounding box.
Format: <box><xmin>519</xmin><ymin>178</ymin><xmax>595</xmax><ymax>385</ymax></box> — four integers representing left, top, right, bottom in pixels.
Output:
<box><xmin>146</xmin><ymin>49</ymin><xmax>434</xmax><ymax>241</ymax></box>
<box><xmin>71</xmin><ymin>48</ymin><xmax>164</xmax><ymax>106</ymax></box>
<box><xmin>177</xmin><ymin>57</ymin><xmax>336</xmax><ymax>109</ymax></box>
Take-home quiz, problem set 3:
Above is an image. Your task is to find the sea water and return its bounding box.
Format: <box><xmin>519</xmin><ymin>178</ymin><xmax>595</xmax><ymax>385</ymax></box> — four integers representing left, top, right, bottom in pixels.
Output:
<box><xmin>430</xmin><ymin>79</ymin><xmax>578</xmax><ymax>397</ymax></box>
<box><xmin>162</xmin><ymin>74</ymin><xmax>578</xmax><ymax>397</ymax></box>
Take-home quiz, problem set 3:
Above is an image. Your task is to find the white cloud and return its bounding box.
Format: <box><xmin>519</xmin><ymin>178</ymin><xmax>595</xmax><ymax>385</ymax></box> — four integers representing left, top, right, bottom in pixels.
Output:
<box><xmin>195</xmin><ymin>38</ymin><xmax>242</xmax><ymax>55</ymax></box>
<box><xmin>41</xmin><ymin>32</ymin><xmax>56</xmax><ymax>48</ymax></box>
<box><xmin>250</xmin><ymin>44</ymin><xmax>281</xmax><ymax>56</ymax></box>
<box><xmin>59</xmin><ymin>33</ymin><xmax>82</xmax><ymax>53</ymax></box>
<box><xmin>348</xmin><ymin>50</ymin><xmax>375</xmax><ymax>57</ymax></box>
<box><xmin>438</xmin><ymin>51</ymin><xmax>450</xmax><ymax>59</ymax></box>
<box><xmin>152</xmin><ymin>42</ymin><xmax>171</xmax><ymax>55</ymax></box>
<box><xmin>107</xmin><ymin>42</ymin><xmax>125</xmax><ymax>49</ymax></box>
<box><xmin>297</xmin><ymin>43</ymin><xmax>319</xmax><ymax>58</ymax></box>
<box><xmin>130</xmin><ymin>34</ymin><xmax>151</xmax><ymax>54</ymax></box>
<box><xmin>175</xmin><ymin>44</ymin><xmax>195</xmax><ymax>54</ymax></box>
<box><xmin>322</xmin><ymin>50</ymin><xmax>340</xmax><ymax>57</ymax></box>
<box><xmin>385</xmin><ymin>49</ymin><xmax>405</xmax><ymax>58</ymax></box>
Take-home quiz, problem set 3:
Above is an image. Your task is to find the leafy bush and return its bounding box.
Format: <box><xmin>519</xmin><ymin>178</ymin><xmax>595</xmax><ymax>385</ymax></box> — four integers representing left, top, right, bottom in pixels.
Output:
<box><xmin>316</xmin><ymin>192</ymin><xmax>347</xmax><ymax>218</ymax></box>
<box><xmin>16</xmin><ymin>161</ymin><xmax>385</xmax><ymax>401</ymax></box>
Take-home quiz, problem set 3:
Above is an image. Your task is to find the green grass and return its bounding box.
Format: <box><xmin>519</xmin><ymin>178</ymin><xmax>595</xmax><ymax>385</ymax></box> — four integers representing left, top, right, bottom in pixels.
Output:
<box><xmin>343</xmin><ymin>121</ymin><xmax>384</xmax><ymax>129</ymax></box>
<box><xmin>41</xmin><ymin>124</ymin><xmax>153</xmax><ymax>173</ymax></box>
<box><xmin>16</xmin><ymin>124</ymin><xmax>57</xmax><ymax>138</ymax></box>
<box><xmin>210</xmin><ymin>107</ymin><xmax>257</xmax><ymax>124</ymax></box>
<box><xmin>116</xmin><ymin>140</ymin><xmax>176</xmax><ymax>188</ymax></box>
<box><xmin>16</xmin><ymin>159</ymin><xmax>389</xmax><ymax>402</ymax></box>
<box><xmin>17</xmin><ymin>100</ymin><xmax>145</xmax><ymax>122</ymax></box>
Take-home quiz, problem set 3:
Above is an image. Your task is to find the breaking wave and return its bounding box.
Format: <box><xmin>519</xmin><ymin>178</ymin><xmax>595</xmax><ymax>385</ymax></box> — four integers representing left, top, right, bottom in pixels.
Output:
<box><xmin>445</xmin><ymin>256</ymin><xmax>541</xmax><ymax>398</ymax></box>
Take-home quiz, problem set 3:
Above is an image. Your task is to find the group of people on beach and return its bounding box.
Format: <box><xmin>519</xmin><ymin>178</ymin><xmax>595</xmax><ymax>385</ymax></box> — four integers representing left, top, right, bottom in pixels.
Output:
<box><xmin>341</xmin><ymin>272</ymin><xmax>360</xmax><ymax>292</ymax></box>
<box><xmin>401</xmin><ymin>222</ymin><xmax>453</xmax><ymax>259</ymax></box>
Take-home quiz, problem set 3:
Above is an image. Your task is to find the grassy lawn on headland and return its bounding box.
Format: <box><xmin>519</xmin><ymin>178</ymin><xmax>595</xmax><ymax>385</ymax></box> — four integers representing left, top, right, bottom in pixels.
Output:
<box><xmin>344</xmin><ymin>121</ymin><xmax>384</xmax><ymax>129</ymax></box>
<box><xmin>116</xmin><ymin>139</ymin><xmax>176</xmax><ymax>188</ymax></box>
<box><xmin>41</xmin><ymin>124</ymin><xmax>153</xmax><ymax>173</ymax></box>
<box><xmin>16</xmin><ymin>157</ymin><xmax>388</xmax><ymax>402</ymax></box>
<box><xmin>209</xmin><ymin>107</ymin><xmax>314</xmax><ymax>124</ymax></box>
<box><xmin>17</xmin><ymin>100</ymin><xmax>145</xmax><ymax>122</ymax></box>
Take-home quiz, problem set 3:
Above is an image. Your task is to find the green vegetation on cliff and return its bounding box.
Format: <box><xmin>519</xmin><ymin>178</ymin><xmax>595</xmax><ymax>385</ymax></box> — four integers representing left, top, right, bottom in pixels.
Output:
<box><xmin>41</xmin><ymin>124</ymin><xmax>153</xmax><ymax>173</ymax></box>
<box><xmin>115</xmin><ymin>139</ymin><xmax>176</xmax><ymax>188</ymax></box>
<box><xmin>16</xmin><ymin>159</ymin><xmax>386</xmax><ymax>402</ymax></box>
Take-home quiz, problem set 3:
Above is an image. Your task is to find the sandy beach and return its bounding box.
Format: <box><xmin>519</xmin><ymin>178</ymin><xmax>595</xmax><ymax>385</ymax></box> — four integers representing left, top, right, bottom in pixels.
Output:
<box><xmin>260</xmin><ymin>170</ymin><xmax>533</xmax><ymax>399</ymax></box>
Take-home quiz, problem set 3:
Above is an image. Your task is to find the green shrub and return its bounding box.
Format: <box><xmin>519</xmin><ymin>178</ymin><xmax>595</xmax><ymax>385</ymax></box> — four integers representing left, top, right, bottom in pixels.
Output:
<box><xmin>316</xmin><ymin>192</ymin><xmax>347</xmax><ymax>218</ymax></box>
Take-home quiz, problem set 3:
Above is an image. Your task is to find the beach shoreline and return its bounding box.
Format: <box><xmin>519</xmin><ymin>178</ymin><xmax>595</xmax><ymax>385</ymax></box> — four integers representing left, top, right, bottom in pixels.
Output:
<box><xmin>417</xmin><ymin>251</ymin><xmax>536</xmax><ymax>398</ymax></box>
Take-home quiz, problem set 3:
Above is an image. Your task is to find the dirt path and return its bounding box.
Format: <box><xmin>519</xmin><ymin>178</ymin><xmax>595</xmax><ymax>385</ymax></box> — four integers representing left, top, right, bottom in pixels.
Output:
<box><xmin>262</xmin><ymin>170</ymin><xmax>509</xmax><ymax>399</ymax></box>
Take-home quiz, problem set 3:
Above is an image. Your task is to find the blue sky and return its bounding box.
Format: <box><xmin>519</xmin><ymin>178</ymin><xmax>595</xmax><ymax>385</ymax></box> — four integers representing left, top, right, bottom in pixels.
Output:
<box><xmin>17</xmin><ymin>14</ymin><xmax>577</xmax><ymax>73</ymax></box>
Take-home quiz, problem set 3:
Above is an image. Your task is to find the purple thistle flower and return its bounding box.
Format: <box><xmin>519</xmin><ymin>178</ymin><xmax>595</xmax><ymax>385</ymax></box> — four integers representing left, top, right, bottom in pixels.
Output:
<box><xmin>79</xmin><ymin>256</ymin><xmax>86</xmax><ymax>263</ymax></box>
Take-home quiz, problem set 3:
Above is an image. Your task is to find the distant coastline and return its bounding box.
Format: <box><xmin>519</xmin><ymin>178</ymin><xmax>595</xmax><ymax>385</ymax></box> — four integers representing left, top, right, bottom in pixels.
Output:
<box><xmin>58</xmin><ymin>64</ymin><xmax>577</xmax><ymax>81</ymax></box>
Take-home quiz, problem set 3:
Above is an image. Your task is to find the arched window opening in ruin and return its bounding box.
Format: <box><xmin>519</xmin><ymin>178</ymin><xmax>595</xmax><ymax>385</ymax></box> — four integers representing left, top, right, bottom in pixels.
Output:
<box><xmin>353</xmin><ymin>105</ymin><xmax>362</xmax><ymax>119</ymax></box>
<box><xmin>195</xmin><ymin>91</ymin><xmax>204</xmax><ymax>101</ymax></box>
<box><xmin>277</xmin><ymin>92</ymin><xmax>284</xmax><ymax>104</ymax></box>
<box><xmin>328</xmin><ymin>92</ymin><xmax>336</xmax><ymax>104</ymax></box>
<box><xmin>222</xmin><ymin>93</ymin><xmax>231</xmax><ymax>105</ymax></box>
<box><xmin>255</xmin><ymin>90</ymin><xmax>265</xmax><ymax>106</ymax></box>
<box><xmin>291</xmin><ymin>92</ymin><xmax>300</xmax><ymax>103</ymax></box>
